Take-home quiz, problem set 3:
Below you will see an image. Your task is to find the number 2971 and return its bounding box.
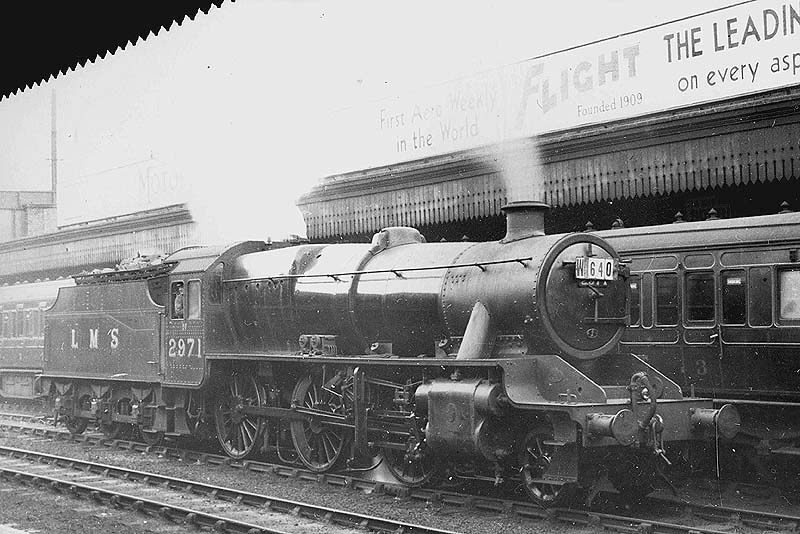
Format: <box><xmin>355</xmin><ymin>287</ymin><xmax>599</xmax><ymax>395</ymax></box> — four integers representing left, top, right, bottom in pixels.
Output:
<box><xmin>168</xmin><ymin>337</ymin><xmax>201</xmax><ymax>358</ymax></box>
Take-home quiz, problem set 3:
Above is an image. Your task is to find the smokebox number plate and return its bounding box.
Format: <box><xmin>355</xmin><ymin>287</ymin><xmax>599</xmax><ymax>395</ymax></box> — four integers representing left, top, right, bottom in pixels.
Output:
<box><xmin>575</xmin><ymin>256</ymin><xmax>615</xmax><ymax>281</ymax></box>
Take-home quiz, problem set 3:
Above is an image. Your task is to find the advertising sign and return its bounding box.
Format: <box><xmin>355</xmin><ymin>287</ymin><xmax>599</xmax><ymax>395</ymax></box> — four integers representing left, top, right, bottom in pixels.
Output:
<box><xmin>326</xmin><ymin>1</ymin><xmax>800</xmax><ymax>173</ymax></box>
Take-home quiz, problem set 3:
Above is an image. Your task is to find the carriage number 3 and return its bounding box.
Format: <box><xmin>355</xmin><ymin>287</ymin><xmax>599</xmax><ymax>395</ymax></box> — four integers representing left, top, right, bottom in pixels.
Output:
<box><xmin>695</xmin><ymin>359</ymin><xmax>707</xmax><ymax>376</ymax></box>
<box><xmin>168</xmin><ymin>337</ymin><xmax>201</xmax><ymax>358</ymax></box>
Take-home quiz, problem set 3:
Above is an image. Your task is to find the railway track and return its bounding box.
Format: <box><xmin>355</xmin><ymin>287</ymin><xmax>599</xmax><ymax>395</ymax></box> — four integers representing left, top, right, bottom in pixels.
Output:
<box><xmin>0</xmin><ymin>445</ymin><xmax>460</xmax><ymax>534</ymax></box>
<box><xmin>1</xmin><ymin>414</ymin><xmax>798</xmax><ymax>534</ymax></box>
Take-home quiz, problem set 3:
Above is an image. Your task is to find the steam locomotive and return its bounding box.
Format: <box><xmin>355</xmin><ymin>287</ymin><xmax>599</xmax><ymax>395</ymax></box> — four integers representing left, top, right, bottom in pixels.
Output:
<box><xmin>599</xmin><ymin>206</ymin><xmax>800</xmax><ymax>470</ymax></box>
<box><xmin>31</xmin><ymin>201</ymin><xmax>736</xmax><ymax>506</ymax></box>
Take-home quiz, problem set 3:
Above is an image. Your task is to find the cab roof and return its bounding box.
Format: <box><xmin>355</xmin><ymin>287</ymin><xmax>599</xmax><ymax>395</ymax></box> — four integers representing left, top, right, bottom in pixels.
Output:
<box><xmin>164</xmin><ymin>241</ymin><xmax>271</xmax><ymax>275</ymax></box>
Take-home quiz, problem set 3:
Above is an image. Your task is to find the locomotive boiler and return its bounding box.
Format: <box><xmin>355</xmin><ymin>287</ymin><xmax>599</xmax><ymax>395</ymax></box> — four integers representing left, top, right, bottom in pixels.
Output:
<box><xmin>227</xmin><ymin>201</ymin><xmax>626</xmax><ymax>360</ymax></box>
<box><xmin>41</xmin><ymin>201</ymin><xmax>738</xmax><ymax>506</ymax></box>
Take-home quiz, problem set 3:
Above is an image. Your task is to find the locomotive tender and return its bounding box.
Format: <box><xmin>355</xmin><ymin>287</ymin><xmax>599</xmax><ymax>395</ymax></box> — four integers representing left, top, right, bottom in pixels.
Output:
<box><xmin>42</xmin><ymin>201</ymin><xmax>737</xmax><ymax>505</ymax></box>
<box><xmin>599</xmin><ymin>207</ymin><xmax>800</xmax><ymax>462</ymax></box>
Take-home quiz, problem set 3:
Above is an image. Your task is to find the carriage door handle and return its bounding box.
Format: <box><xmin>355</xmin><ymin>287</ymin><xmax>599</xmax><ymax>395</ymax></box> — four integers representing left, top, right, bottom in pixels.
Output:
<box><xmin>709</xmin><ymin>324</ymin><xmax>720</xmax><ymax>343</ymax></box>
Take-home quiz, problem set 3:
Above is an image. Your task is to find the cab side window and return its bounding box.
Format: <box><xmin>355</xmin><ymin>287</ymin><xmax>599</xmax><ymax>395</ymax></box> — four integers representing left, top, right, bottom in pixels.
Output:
<box><xmin>171</xmin><ymin>281</ymin><xmax>185</xmax><ymax>319</ymax></box>
<box><xmin>209</xmin><ymin>263</ymin><xmax>224</xmax><ymax>304</ymax></box>
<box><xmin>187</xmin><ymin>280</ymin><xmax>201</xmax><ymax>320</ymax></box>
<box><xmin>685</xmin><ymin>272</ymin><xmax>715</xmax><ymax>322</ymax></box>
<box><xmin>655</xmin><ymin>273</ymin><xmax>679</xmax><ymax>326</ymax></box>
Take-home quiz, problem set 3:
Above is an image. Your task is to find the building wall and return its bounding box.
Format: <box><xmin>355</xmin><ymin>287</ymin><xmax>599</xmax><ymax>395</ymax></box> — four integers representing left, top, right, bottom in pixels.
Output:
<box><xmin>0</xmin><ymin>191</ymin><xmax>56</xmax><ymax>242</ymax></box>
<box><xmin>0</xmin><ymin>204</ymin><xmax>196</xmax><ymax>283</ymax></box>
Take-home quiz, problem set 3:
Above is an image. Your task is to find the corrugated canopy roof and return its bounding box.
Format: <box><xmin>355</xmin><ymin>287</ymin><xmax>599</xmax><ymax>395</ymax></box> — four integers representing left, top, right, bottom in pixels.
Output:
<box><xmin>298</xmin><ymin>90</ymin><xmax>800</xmax><ymax>240</ymax></box>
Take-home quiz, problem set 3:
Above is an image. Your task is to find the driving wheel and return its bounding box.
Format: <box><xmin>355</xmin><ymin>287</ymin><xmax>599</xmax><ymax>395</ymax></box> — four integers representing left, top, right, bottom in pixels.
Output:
<box><xmin>290</xmin><ymin>372</ymin><xmax>350</xmax><ymax>472</ymax></box>
<box><xmin>214</xmin><ymin>373</ymin><xmax>266</xmax><ymax>459</ymax></box>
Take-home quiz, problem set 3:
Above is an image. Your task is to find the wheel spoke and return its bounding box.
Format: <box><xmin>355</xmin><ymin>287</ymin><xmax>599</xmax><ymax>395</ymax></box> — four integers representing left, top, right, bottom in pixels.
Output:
<box><xmin>321</xmin><ymin>432</ymin><xmax>336</xmax><ymax>461</ymax></box>
<box><xmin>243</xmin><ymin>419</ymin><xmax>255</xmax><ymax>443</ymax></box>
<box><xmin>215</xmin><ymin>374</ymin><xmax>265</xmax><ymax>459</ymax></box>
<box><xmin>239</xmin><ymin>424</ymin><xmax>249</xmax><ymax>451</ymax></box>
<box><xmin>243</xmin><ymin>418</ymin><xmax>258</xmax><ymax>435</ymax></box>
<box><xmin>290</xmin><ymin>372</ymin><xmax>349</xmax><ymax>472</ymax></box>
<box><xmin>519</xmin><ymin>428</ymin><xmax>579</xmax><ymax>507</ymax></box>
<box><xmin>384</xmin><ymin>439</ymin><xmax>433</xmax><ymax>487</ymax></box>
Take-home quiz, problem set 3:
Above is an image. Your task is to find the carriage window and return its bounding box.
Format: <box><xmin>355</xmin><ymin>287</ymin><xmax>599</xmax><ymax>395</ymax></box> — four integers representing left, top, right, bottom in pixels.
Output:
<box><xmin>655</xmin><ymin>273</ymin><xmax>679</xmax><ymax>326</ymax></box>
<box><xmin>171</xmin><ymin>281</ymin><xmax>185</xmax><ymax>319</ymax></box>
<box><xmin>1</xmin><ymin>312</ymin><xmax>7</xmax><ymax>338</ymax></box>
<box><xmin>187</xmin><ymin>280</ymin><xmax>201</xmax><ymax>320</ymax></box>
<box><xmin>24</xmin><ymin>309</ymin><xmax>33</xmax><ymax>336</ymax></box>
<box><xmin>14</xmin><ymin>305</ymin><xmax>23</xmax><ymax>337</ymax></box>
<box><xmin>629</xmin><ymin>276</ymin><xmax>641</xmax><ymax>326</ymax></box>
<box><xmin>778</xmin><ymin>269</ymin><xmax>800</xmax><ymax>321</ymax></box>
<box><xmin>750</xmin><ymin>267</ymin><xmax>773</xmax><ymax>326</ymax></box>
<box><xmin>721</xmin><ymin>270</ymin><xmax>746</xmax><ymax>325</ymax></box>
<box><xmin>5</xmin><ymin>311</ymin><xmax>14</xmax><ymax>338</ymax></box>
<box><xmin>37</xmin><ymin>302</ymin><xmax>48</xmax><ymax>336</ymax></box>
<box><xmin>209</xmin><ymin>263</ymin><xmax>223</xmax><ymax>304</ymax></box>
<box><xmin>686</xmin><ymin>272</ymin><xmax>715</xmax><ymax>322</ymax></box>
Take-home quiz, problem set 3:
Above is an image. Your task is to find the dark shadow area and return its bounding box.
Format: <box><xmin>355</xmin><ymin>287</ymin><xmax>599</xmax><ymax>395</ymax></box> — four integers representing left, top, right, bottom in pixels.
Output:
<box><xmin>0</xmin><ymin>1</ymin><xmax>223</xmax><ymax>100</ymax></box>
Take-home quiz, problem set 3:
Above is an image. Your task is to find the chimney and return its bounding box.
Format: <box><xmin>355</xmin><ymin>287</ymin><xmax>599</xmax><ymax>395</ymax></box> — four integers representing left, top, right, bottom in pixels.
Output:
<box><xmin>501</xmin><ymin>200</ymin><xmax>549</xmax><ymax>242</ymax></box>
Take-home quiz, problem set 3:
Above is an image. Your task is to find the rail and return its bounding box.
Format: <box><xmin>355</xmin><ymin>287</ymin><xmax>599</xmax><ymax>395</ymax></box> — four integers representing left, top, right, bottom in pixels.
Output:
<box><xmin>0</xmin><ymin>444</ymin><xmax>459</xmax><ymax>534</ymax></box>
<box><xmin>225</xmin><ymin>256</ymin><xmax>535</xmax><ymax>283</ymax></box>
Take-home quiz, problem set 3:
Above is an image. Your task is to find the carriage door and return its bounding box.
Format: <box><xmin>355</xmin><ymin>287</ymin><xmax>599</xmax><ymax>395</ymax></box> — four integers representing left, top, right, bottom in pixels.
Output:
<box><xmin>164</xmin><ymin>279</ymin><xmax>205</xmax><ymax>386</ymax></box>
<box><xmin>719</xmin><ymin>269</ymin><xmax>752</xmax><ymax>392</ymax></box>
<box><xmin>682</xmin><ymin>271</ymin><xmax>722</xmax><ymax>389</ymax></box>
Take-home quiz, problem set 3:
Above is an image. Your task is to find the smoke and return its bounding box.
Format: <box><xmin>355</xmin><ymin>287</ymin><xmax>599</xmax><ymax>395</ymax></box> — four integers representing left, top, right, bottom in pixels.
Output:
<box><xmin>162</xmin><ymin>136</ymin><xmax>311</xmax><ymax>246</ymax></box>
<box><xmin>138</xmin><ymin>0</ymin><xmax>324</xmax><ymax>246</ymax></box>
<box><xmin>487</xmin><ymin>137</ymin><xmax>546</xmax><ymax>205</ymax></box>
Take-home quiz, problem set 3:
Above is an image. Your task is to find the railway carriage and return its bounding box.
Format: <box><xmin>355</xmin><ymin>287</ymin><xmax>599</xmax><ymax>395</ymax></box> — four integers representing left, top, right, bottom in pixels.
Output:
<box><xmin>0</xmin><ymin>278</ymin><xmax>73</xmax><ymax>399</ymax></box>
<box><xmin>41</xmin><ymin>201</ymin><xmax>736</xmax><ymax>506</ymax></box>
<box><xmin>599</xmin><ymin>207</ymin><xmax>800</xmax><ymax>462</ymax></box>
